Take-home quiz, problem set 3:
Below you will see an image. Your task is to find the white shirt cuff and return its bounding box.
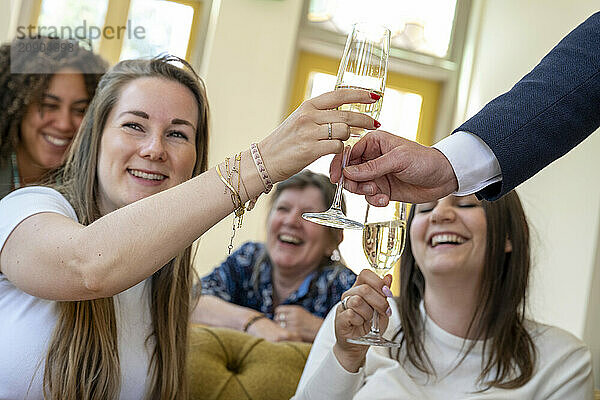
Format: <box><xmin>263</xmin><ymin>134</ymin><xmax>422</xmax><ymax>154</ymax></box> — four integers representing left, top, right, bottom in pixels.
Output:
<box><xmin>433</xmin><ymin>131</ymin><xmax>502</xmax><ymax>196</ymax></box>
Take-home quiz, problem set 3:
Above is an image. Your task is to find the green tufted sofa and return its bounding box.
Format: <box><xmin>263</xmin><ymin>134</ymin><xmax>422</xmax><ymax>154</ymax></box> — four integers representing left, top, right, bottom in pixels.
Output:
<box><xmin>188</xmin><ymin>324</ymin><xmax>312</xmax><ymax>400</ymax></box>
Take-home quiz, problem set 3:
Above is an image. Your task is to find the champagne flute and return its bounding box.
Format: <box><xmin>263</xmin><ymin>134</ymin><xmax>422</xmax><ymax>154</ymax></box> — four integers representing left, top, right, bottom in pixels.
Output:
<box><xmin>347</xmin><ymin>202</ymin><xmax>407</xmax><ymax>347</ymax></box>
<box><xmin>303</xmin><ymin>22</ymin><xmax>391</xmax><ymax>229</ymax></box>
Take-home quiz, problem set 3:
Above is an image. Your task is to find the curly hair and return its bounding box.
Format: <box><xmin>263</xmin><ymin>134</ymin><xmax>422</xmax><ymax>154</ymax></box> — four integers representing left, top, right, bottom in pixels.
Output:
<box><xmin>0</xmin><ymin>35</ymin><xmax>107</xmax><ymax>166</ymax></box>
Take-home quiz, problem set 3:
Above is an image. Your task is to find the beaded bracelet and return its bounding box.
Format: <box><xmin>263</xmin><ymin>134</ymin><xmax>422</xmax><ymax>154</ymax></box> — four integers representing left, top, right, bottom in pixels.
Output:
<box><xmin>250</xmin><ymin>143</ymin><xmax>273</xmax><ymax>194</ymax></box>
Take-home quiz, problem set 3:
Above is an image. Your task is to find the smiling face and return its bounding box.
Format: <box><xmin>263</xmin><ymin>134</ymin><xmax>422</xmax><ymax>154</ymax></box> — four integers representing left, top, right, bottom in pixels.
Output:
<box><xmin>410</xmin><ymin>195</ymin><xmax>488</xmax><ymax>283</ymax></box>
<box><xmin>266</xmin><ymin>186</ymin><xmax>340</xmax><ymax>275</ymax></box>
<box><xmin>18</xmin><ymin>67</ymin><xmax>89</xmax><ymax>171</ymax></box>
<box><xmin>96</xmin><ymin>77</ymin><xmax>198</xmax><ymax>214</ymax></box>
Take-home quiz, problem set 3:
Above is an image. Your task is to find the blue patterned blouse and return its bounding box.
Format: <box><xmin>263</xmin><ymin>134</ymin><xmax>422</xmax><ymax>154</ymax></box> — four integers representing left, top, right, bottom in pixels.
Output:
<box><xmin>198</xmin><ymin>242</ymin><xmax>356</xmax><ymax>319</ymax></box>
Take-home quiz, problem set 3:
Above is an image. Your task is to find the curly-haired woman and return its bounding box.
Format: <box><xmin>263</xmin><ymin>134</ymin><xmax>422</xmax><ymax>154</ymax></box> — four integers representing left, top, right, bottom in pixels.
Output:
<box><xmin>0</xmin><ymin>35</ymin><xmax>107</xmax><ymax>199</ymax></box>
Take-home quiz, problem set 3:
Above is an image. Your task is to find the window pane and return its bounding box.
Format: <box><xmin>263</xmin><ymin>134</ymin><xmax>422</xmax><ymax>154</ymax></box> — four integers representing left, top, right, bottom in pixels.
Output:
<box><xmin>303</xmin><ymin>72</ymin><xmax>421</xmax><ymax>273</ymax></box>
<box><xmin>120</xmin><ymin>0</ymin><xmax>194</xmax><ymax>61</ymax></box>
<box><xmin>37</xmin><ymin>0</ymin><xmax>109</xmax><ymax>50</ymax></box>
<box><xmin>307</xmin><ymin>0</ymin><xmax>457</xmax><ymax>58</ymax></box>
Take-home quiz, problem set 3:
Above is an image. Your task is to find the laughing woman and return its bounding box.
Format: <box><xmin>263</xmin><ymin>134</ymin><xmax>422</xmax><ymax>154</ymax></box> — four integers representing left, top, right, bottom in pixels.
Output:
<box><xmin>192</xmin><ymin>170</ymin><xmax>356</xmax><ymax>343</ymax></box>
<box><xmin>0</xmin><ymin>55</ymin><xmax>381</xmax><ymax>399</ymax></box>
<box><xmin>294</xmin><ymin>192</ymin><xmax>593</xmax><ymax>399</ymax></box>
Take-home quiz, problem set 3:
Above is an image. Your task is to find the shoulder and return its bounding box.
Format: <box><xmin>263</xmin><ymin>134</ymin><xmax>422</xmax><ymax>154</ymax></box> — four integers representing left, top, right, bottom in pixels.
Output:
<box><xmin>1</xmin><ymin>186</ymin><xmax>73</xmax><ymax>209</ymax></box>
<box><xmin>527</xmin><ymin>321</ymin><xmax>587</xmax><ymax>349</ymax></box>
<box><xmin>313</xmin><ymin>264</ymin><xmax>357</xmax><ymax>293</ymax></box>
<box><xmin>211</xmin><ymin>242</ymin><xmax>265</xmax><ymax>275</ymax></box>
<box><xmin>526</xmin><ymin>320</ymin><xmax>591</xmax><ymax>366</ymax></box>
<box><xmin>319</xmin><ymin>263</ymin><xmax>357</xmax><ymax>283</ymax></box>
<box><xmin>524</xmin><ymin>321</ymin><xmax>593</xmax><ymax>396</ymax></box>
<box><xmin>0</xmin><ymin>186</ymin><xmax>77</xmax><ymax>250</ymax></box>
<box><xmin>232</xmin><ymin>241</ymin><xmax>264</xmax><ymax>257</ymax></box>
<box><xmin>0</xmin><ymin>186</ymin><xmax>77</xmax><ymax>224</ymax></box>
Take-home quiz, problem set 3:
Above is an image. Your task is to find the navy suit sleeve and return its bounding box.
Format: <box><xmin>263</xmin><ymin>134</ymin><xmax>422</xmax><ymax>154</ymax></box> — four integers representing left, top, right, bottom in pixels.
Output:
<box><xmin>454</xmin><ymin>12</ymin><xmax>600</xmax><ymax>200</ymax></box>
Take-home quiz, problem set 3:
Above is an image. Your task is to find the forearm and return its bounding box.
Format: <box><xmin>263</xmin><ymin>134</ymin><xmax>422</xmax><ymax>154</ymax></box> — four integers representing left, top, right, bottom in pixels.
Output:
<box><xmin>454</xmin><ymin>12</ymin><xmax>600</xmax><ymax>199</ymax></box>
<box><xmin>191</xmin><ymin>295</ymin><xmax>260</xmax><ymax>331</ymax></box>
<box><xmin>2</xmin><ymin>150</ymin><xmax>265</xmax><ymax>300</ymax></box>
<box><xmin>77</xmin><ymin>151</ymin><xmax>263</xmax><ymax>296</ymax></box>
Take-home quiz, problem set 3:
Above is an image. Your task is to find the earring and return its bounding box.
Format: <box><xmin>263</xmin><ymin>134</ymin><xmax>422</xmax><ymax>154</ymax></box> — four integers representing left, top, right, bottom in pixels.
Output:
<box><xmin>330</xmin><ymin>249</ymin><xmax>341</xmax><ymax>262</ymax></box>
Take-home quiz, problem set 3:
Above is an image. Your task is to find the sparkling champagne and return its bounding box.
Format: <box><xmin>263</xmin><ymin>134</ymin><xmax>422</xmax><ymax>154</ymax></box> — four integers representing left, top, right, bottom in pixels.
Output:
<box><xmin>362</xmin><ymin>220</ymin><xmax>406</xmax><ymax>278</ymax></box>
<box><xmin>335</xmin><ymin>84</ymin><xmax>384</xmax><ymax>144</ymax></box>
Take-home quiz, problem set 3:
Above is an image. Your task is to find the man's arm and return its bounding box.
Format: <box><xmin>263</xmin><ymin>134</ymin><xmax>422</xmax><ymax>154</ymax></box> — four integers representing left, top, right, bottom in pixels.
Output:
<box><xmin>333</xmin><ymin>12</ymin><xmax>600</xmax><ymax>204</ymax></box>
<box><xmin>433</xmin><ymin>132</ymin><xmax>501</xmax><ymax>197</ymax></box>
<box><xmin>454</xmin><ymin>11</ymin><xmax>600</xmax><ymax>200</ymax></box>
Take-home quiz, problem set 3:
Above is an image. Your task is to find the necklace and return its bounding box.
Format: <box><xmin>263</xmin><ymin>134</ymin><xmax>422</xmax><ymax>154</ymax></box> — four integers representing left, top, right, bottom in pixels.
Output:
<box><xmin>11</xmin><ymin>152</ymin><xmax>20</xmax><ymax>190</ymax></box>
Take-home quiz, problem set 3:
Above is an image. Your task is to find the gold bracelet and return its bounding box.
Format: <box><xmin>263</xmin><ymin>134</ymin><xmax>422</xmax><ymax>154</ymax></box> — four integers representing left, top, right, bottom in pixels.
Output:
<box><xmin>239</xmin><ymin>150</ymin><xmax>259</xmax><ymax>211</ymax></box>
<box><xmin>216</xmin><ymin>163</ymin><xmax>245</xmax><ymax>254</ymax></box>
<box><xmin>216</xmin><ymin>163</ymin><xmax>242</xmax><ymax>210</ymax></box>
<box><xmin>233</xmin><ymin>153</ymin><xmax>244</xmax><ymax>227</ymax></box>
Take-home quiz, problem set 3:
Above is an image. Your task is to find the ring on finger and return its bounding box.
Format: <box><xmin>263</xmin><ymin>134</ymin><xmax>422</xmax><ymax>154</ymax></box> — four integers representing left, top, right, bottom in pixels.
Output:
<box><xmin>341</xmin><ymin>296</ymin><xmax>350</xmax><ymax>311</ymax></box>
<box><xmin>328</xmin><ymin>122</ymin><xmax>333</xmax><ymax>140</ymax></box>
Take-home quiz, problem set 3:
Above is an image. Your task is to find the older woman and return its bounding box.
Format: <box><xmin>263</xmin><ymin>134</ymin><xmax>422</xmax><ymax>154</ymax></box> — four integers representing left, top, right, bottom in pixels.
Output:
<box><xmin>0</xmin><ymin>54</ymin><xmax>380</xmax><ymax>399</ymax></box>
<box><xmin>0</xmin><ymin>35</ymin><xmax>107</xmax><ymax>199</ymax></box>
<box><xmin>294</xmin><ymin>192</ymin><xmax>593</xmax><ymax>399</ymax></box>
<box><xmin>192</xmin><ymin>170</ymin><xmax>356</xmax><ymax>343</ymax></box>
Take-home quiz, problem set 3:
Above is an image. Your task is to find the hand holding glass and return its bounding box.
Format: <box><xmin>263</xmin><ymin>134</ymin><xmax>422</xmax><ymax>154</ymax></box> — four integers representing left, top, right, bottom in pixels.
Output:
<box><xmin>303</xmin><ymin>23</ymin><xmax>391</xmax><ymax>229</ymax></box>
<box><xmin>347</xmin><ymin>202</ymin><xmax>407</xmax><ymax>347</ymax></box>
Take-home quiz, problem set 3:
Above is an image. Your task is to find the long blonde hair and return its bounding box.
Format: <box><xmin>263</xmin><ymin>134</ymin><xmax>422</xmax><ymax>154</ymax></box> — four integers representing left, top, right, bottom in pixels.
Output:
<box><xmin>44</xmin><ymin>56</ymin><xmax>209</xmax><ymax>400</ymax></box>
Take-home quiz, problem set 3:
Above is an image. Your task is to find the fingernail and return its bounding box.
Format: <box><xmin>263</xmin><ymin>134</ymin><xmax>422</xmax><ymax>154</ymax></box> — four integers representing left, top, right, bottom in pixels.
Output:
<box><xmin>382</xmin><ymin>285</ymin><xmax>393</xmax><ymax>297</ymax></box>
<box><xmin>378</xmin><ymin>197</ymin><xmax>387</xmax><ymax>206</ymax></box>
<box><xmin>369</xmin><ymin>92</ymin><xmax>381</xmax><ymax>100</ymax></box>
<box><xmin>386</xmin><ymin>307</ymin><xmax>392</xmax><ymax>317</ymax></box>
<box><xmin>374</xmin><ymin>120</ymin><xmax>381</xmax><ymax>128</ymax></box>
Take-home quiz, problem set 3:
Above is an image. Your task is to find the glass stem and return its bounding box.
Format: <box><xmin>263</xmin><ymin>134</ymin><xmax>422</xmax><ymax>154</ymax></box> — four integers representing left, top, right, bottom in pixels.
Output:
<box><xmin>370</xmin><ymin>309</ymin><xmax>380</xmax><ymax>334</ymax></box>
<box><xmin>332</xmin><ymin>144</ymin><xmax>351</xmax><ymax>211</ymax></box>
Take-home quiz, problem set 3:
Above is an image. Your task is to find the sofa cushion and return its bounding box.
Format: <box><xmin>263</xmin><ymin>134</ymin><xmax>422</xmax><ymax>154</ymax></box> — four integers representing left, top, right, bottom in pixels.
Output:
<box><xmin>188</xmin><ymin>324</ymin><xmax>312</xmax><ymax>400</ymax></box>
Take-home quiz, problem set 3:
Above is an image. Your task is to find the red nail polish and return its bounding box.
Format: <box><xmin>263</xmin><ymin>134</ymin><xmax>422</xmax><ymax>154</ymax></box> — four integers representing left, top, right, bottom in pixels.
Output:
<box><xmin>374</xmin><ymin>120</ymin><xmax>381</xmax><ymax>128</ymax></box>
<box><xmin>370</xmin><ymin>92</ymin><xmax>381</xmax><ymax>100</ymax></box>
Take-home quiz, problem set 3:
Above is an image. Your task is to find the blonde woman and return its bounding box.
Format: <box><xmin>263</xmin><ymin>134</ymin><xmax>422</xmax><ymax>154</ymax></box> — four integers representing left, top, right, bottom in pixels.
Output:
<box><xmin>0</xmin><ymin>55</ymin><xmax>380</xmax><ymax>399</ymax></box>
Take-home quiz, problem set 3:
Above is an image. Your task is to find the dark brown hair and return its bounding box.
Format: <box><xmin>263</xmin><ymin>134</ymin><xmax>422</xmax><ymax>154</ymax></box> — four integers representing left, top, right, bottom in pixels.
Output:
<box><xmin>44</xmin><ymin>55</ymin><xmax>209</xmax><ymax>400</ymax></box>
<box><xmin>0</xmin><ymin>35</ymin><xmax>107</xmax><ymax>164</ymax></box>
<box><xmin>391</xmin><ymin>191</ymin><xmax>536</xmax><ymax>389</ymax></box>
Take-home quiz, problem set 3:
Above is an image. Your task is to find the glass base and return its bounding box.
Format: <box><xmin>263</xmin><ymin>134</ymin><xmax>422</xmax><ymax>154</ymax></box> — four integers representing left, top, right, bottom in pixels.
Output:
<box><xmin>347</xmin><ymin>332</ymin><xmax>401</xmax><ymax>347</ymax></box>
<box><xmin>302</xmin><ymin>208</ymin><xmax>363</xmax><ymax>230</ymax></box>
